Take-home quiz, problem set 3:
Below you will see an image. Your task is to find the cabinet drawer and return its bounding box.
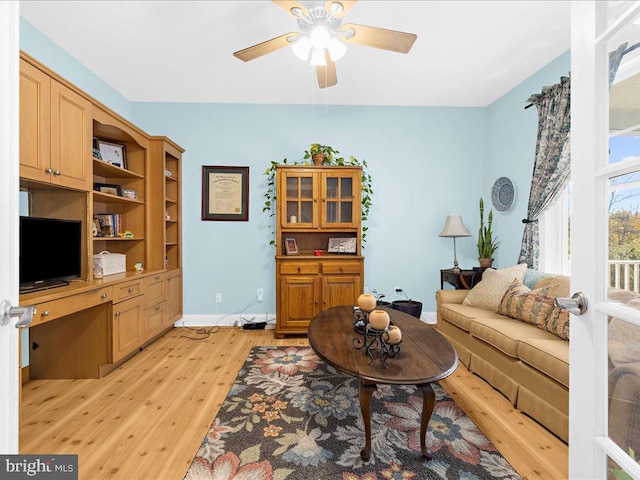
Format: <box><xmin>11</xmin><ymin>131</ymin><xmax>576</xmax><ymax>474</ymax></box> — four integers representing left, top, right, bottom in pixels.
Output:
<box><xmin>113</xmin><ymin>279</ymin><xmax>143</xmax><ymax>302</ymax></box>
<box><xmin>322</xmin><ymin>261</ymin><xmax>361</xmax><ymax>275</ymax></box>
<box><xmin>280</xmin><ymin>262</ymin><xmax>320</xmax><ymax>275</ymax></box>
<box><xmin>32</xmin><ymin>287</ymin><xmax>113</xmax><ymax>326</ymax></box>
<box><xmin>144</xmin><ymin>273</ymin><xmax>166</xmax><ymax>308</ymax></box>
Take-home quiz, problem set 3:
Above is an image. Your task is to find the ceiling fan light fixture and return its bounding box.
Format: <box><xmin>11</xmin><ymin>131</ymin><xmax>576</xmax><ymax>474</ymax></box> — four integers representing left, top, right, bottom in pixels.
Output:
<box><xmin>292</xmin><ymin>36</ymin><xmax>311</xmax><ymax>61</ymax></box>
<box><xmin>309</xmin><ymin>25</ymin><xmax>331</xmax><ymax>50</ymax></box>
<box><xmin>328</xmin><ymin>37</ymin><xmax>346</xmax><ymax>61</ymax></box>
<box><xmin>309</xmin><ymin>47</ymin><xmax>327</xmax><ymax>66</ymax></box>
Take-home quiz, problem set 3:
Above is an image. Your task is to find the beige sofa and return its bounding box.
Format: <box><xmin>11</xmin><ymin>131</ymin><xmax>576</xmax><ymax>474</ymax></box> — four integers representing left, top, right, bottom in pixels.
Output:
<box><xmin>435</xmin><ymin>273</ymin><xmax>570</xmax><ymax>442</ymax></box>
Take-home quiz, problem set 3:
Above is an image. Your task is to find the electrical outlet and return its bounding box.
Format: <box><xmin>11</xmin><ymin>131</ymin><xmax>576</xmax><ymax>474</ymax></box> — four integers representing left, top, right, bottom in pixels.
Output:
<box><xmin>394</xmin><ymin>287</ymin><xmax>402</xmax><ymax>298</ymax></box>
<box><xmin>216</xmin><ymin>293</ymin><xmax>222</xmax><ymax>303</ymax></box>
<box><xmin>257</xmin><ymin>288</ymin><xmax>264</xmax><ymax>302</ymax></box>
<box><xmin>364</xmin><ymin>286</ymin><xmax>369</xmax><ymax>293</ymax></box>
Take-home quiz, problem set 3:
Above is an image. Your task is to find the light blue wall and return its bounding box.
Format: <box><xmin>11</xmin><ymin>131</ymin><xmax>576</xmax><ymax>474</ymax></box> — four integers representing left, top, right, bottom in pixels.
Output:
<box><xmin>487</xmin><ymin>51</ymin><xmax>571</xmax><ymax>268</ymax></box>
<box><xmin>131</xmin><ymin>103</ymin><xmax>488</xmax><ymax>314</ymax></box>
<box><xmin>20</xmin><ymin>18</ymin><xmax>131</xmax><ymax>120</ymax></box>
<box><xmin>19</xmin><ymin>17</ymin><xmax>570</xmax><ymax>318</ymax></box>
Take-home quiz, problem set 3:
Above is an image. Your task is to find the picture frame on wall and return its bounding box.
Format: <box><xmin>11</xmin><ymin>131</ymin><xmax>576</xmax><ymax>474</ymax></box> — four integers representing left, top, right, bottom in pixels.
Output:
<box><xmin>97</xmin><ymin>140</ymin><xmax>127</xmax><ymax>169</ymax></box>
<box><xmin>285</xmin><ymin>238</ymin><xmax>298</xmax><ymax>255</ymax></box>
<box><xmin>202</xmin><ymin>166</ymin><xmax>249</xmax><ymax>221</ymax></box>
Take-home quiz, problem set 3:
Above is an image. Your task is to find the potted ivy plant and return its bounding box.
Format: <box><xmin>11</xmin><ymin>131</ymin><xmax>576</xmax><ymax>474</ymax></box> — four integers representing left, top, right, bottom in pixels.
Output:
<box><xmin>303</xmin><ymin>143</ymin><xmax>339</xmax><ymax>165</ymax></box>
<box><xmin>477</xmin><ymin>197</ymin><xmax>499</xmax><ymax>268</ymax></box>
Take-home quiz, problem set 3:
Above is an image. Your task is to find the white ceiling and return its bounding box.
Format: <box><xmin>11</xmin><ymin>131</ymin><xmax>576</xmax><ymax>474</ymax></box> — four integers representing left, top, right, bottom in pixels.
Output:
<box><xmin>19</xmin><ymin>0</ymin><xmax>571</xmax><ymax>107</ymax></box>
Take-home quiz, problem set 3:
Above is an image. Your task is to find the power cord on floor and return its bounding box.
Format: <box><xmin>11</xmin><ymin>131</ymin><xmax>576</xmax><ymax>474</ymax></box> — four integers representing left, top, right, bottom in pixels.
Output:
<box><xmin>181</xmin><ymin>297</ymin><xmax>260</xmax><ymax>340</ymax></box>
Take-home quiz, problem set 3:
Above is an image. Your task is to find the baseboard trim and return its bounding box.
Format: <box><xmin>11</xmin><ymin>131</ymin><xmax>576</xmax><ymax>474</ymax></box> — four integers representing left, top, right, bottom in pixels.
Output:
<box><xmin>176</xmin><ymin>311</ymin><xmax>435</xmax><ymax>328</ymax></box>
<box><xmin>176</xmin><ymin>313</ymin><xmax>276</xmax><ymax>329</ymax></box>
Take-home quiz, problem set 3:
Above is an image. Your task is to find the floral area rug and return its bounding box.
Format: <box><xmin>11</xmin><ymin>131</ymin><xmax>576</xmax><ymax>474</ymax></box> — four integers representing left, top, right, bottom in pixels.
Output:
<box><xmin>185</xmin><ymin>346</ymin><xmax>522</xmax><ymax>480</ymax></box>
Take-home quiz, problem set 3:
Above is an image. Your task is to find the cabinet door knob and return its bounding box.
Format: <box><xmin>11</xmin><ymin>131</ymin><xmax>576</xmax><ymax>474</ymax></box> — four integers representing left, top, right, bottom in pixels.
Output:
<box><xmin>297</xmin><ymin>267</ymin><xmax>301</xmax><ymax>272</ymax></box>
<box><xmin>156</xmin><ymin>305</ymin><xmax>160</xmax><ymax>311</ymax></box>
<box><xmin>115</xmin><ymin>311</ymin><xmax>120</xmax><ymax>317</ymax></box>
<box><xmin>101</xmin><ymin>293</ymin><xmax>107</xmax><ymax>299</ymax></box>
<box><xmin>128</xmin><ymin>287</ymin><xmax>134</xmax><ymax>293</ymax></box>
<box><xmin>53</xmin><ymin>170</ymin><xmax>61</xmax><ymax>176</ymax></box>
<box><xmin>155</xmin><ymin>275</ymin><xmax>160</xmax><ymax>280</ymax></box>
<box><xmin>167</xmin><ymin>276</ymin><xmax>172</xmax><ymax>281</ymax></box>
<box><xmin>41</xmin><ymin>310</ymin><xmax>50</xmax><ymax>317</ymax></box>
<box><xmin>45</xmin><ymin>168</ymin><xmax>53</xmax><ymax>174</ymax></box>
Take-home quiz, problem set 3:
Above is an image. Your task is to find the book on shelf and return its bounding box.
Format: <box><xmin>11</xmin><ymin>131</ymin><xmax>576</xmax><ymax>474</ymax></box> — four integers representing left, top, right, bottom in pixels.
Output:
<box><xmin>94</xmin><ymin>213</ymin><xmax>122</xmax><ymax>238</ymax></box>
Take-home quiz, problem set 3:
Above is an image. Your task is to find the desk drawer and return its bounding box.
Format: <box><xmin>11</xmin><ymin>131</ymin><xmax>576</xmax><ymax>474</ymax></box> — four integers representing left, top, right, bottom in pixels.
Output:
<box><xmin>113</xmin><ymin>279</ymin><xmax>144</xmax><ymax>303</ymax></box>
<box><xmin>322</xmin><ymin>261</ymin><xmax>361</xmax><ymax>275</ymax></box>
<box><xmin>32</xmin><ymin>287</ymin><xmax>113</xmax><ymax>326</ymax></box>
<box><xmin>144</xmin><ymin>273</ymin><xmax>166</xmax><ymax>308</ymax></box>
<box><xmin>280</xmin><ymin>262</ymin><xmax>320</xmax><ymax>275</ymax></box>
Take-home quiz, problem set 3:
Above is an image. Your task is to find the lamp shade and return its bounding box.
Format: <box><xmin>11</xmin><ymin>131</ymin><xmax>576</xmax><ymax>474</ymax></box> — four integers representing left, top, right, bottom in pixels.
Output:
<box><xmin>439</xmin><ymin>214</ymin><xmax>471</xmax><ymax>238</ymax></box>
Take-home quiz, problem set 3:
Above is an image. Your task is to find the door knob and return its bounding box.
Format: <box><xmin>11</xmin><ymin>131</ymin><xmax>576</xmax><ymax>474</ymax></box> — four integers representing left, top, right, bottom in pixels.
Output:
<box><xmin>0</xmin><ymin>299</ymin><xmax>36</xmax><ymax>328</ymax></box>
<box><xmin>555</xmin><ymin>292</ymin><xmax>588</xmax><ymax>316</ymax></box>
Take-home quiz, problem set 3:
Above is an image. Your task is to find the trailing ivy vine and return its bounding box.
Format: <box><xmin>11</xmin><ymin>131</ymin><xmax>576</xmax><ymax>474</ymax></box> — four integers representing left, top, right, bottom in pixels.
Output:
<box><xmin>262</xmin><ymin>147</ymin><xmax>373</xmax><ymax>246</ymax></box>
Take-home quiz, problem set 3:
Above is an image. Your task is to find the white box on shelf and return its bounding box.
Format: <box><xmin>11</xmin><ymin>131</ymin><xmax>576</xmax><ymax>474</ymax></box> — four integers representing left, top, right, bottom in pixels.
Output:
<box><xmin>93</xmin><ymin>250</ymin><xmax>126</xmax><ymax>276</ymax></box>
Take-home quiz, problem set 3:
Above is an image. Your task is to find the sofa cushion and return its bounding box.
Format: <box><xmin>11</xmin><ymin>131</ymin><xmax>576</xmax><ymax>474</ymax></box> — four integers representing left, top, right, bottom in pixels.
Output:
<box><xmin>535</xmin><ymin>275</ymin><xmax>570</xmax><ymax>298</ymax></box>
<box><xmin>440</xmin><ymin>303</ymin><xmax>506</xmax><ymax>332</ymax></box>
<box><xmin>523</xmin><ymin>268</ymin><xmax>552</xmax><ymax>289</ymax></box>
<box><xmin>538</xmin><ymin>306</ymin><xmax>570</xmax><ymax>340</ymax></box>
<box><xmin>518</xmin><ymin>337</ymin><xmax>569</xmax><ymax>387</ymax></box>
<box><xmin>462</xmin><ymin>264</ymin><xmax>528</xmax><ymax>312</ymax></box>
<box><xmin>470</xmin><ymin>317</ymin><xmax>555</xmax><ymax>358</ymax></box>
<box><xmin>497</xmin><ymin>279</ymin><xmax>558</xmax><ymax>325</ymax></box>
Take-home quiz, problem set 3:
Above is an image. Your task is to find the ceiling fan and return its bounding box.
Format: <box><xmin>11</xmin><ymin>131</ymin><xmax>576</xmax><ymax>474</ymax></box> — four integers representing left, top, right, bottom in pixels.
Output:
<box><xmin>233</xmin><ymin>0</ymin><xmax>417</xmax><ymax>88</ymax></box>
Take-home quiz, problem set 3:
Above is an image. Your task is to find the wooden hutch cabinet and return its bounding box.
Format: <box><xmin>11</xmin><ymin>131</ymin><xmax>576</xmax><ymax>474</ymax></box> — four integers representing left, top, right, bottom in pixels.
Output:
<box><xmin>275</xmin><ymin>165</ymin><xmax>364</xmax><ymax>337</ymax></box>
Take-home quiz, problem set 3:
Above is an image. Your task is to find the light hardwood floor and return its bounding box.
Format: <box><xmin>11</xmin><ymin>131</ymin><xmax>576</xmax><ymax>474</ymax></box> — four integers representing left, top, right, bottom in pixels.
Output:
<box><xmin>20</xmin><ymin>327</ymin><xmax>567</xmax><ymax>479</ymax></box>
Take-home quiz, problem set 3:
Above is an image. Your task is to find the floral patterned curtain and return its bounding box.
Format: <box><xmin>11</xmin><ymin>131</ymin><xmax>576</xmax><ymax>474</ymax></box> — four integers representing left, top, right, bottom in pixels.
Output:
<box><xmin>518</xmin><ymin>76</ymin><xmax>571</xmax><ymax>269</ymax></box>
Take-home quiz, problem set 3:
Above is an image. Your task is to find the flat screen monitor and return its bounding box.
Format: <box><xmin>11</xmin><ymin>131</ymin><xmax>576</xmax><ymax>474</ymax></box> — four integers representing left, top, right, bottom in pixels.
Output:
<box><xmin>20</xmin><ymin>216</ymin><xmax>82</xmax><ymax>293</ymax></box>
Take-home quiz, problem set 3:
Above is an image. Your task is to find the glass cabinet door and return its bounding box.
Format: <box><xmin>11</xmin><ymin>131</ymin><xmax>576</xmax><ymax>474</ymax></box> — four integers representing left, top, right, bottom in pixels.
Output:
<box><xmin>322</xmin><ymin>172</ymin><xmax>358</xmax><ymax>227</ymax></box>
<box><xmin>281</xmin><ymin>171</ymin><xmax>317</xmax><ymax>227</ymax></box>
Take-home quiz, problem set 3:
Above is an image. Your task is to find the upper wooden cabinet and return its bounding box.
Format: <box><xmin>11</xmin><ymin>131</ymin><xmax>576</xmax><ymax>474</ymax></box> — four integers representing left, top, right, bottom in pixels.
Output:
<box><xmin>278</xmin><ymin>167</ymin><xmax>361</xmax><ymax>230</ymax></box>
<box><xmin>20</xmin><ymin>59</ymin><xmax>92</xmax><ymax>191</ymax></box>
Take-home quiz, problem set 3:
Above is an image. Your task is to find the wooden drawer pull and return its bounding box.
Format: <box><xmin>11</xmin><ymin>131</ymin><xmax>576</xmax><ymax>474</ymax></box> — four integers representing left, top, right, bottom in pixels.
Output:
<box><xmin>297</xmin><ymin>267</ymin><xmax>301</xmax><ymax>272</ymax></box>
<box><xmin>115</xmin><ymin>311</ymin><xmax>120</xmax><ymax>317</ymax></box>
<box><xmin>128</xmin><ymin>287</ymin><xmax>134</xmax><ymax>293</ymax></box>
<box><xmin>41</xmin><ymin>310</ymin><xmax>50</xmax><ymax>317</ymax></box>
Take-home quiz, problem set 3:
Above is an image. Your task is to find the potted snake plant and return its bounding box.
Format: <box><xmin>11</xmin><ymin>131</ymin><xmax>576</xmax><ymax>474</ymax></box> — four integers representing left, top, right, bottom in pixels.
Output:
<box><xmin>477</xmin><ymin>197</ymin><xmax>499</xmax><ymax>268</ymax></box>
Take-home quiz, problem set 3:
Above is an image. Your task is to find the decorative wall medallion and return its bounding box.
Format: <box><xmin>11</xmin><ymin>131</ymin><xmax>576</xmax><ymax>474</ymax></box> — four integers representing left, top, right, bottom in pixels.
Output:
<box><xmin>491</xmin><ymin>177</ymin><xmax>515</xmax><ymax>212</ymax></box>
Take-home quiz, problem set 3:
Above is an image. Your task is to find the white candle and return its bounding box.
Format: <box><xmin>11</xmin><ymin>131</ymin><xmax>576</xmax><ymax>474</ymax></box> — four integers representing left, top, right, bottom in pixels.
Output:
<box><xmin>290</xmin><ymin>215</ymin><xmax>297</xmax><ymax>223</ymax></box>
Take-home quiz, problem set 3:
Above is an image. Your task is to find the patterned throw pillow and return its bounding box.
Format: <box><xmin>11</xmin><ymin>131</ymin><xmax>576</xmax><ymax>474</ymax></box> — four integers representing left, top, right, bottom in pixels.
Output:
<box><xmin>462</xmin><ymin>264</ymin><xmax>528</xmax><ymax>312</ymax></box>
<box><xmin>538</xmin><ymin>306</ymin><xmax>570</xmax><ymax>340</ymax></box>
<box><xmin>498</xmin><ymin>279</ymin><xmax>558</xmax><ymax>324</ymax></box>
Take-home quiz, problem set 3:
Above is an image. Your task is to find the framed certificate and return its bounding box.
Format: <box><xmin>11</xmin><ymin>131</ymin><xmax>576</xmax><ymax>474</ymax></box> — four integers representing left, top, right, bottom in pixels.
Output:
<box><xmin>202</xmin><ymin>166</ymin><xmax>249</xmax><ymax>221</ymax></box>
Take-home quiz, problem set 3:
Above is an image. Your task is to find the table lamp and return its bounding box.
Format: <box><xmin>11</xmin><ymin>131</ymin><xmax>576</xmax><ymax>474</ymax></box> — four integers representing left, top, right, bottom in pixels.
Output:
<box><xmin>439</xmin><ymin>214</ymin><xmax>471</xmax><ymax>273</ymax></box>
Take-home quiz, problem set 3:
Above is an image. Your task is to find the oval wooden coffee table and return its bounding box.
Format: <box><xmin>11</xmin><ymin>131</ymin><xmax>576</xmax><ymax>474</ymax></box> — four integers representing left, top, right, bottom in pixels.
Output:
<box><xmin>308</xmin><ymin>305</ymin><xmax>458</xmax><ymax>462</ymax></box>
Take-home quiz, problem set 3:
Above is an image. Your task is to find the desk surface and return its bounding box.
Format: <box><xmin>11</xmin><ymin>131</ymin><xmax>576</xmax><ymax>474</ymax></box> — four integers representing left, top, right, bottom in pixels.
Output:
<box><xmin>308</xmin><ymin>305</ymin><xmax>458</xmax><ymax>385</ymax></box>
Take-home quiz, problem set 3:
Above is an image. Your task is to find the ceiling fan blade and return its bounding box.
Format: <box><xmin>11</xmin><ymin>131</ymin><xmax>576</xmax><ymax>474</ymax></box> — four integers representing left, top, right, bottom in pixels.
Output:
<box><xmin>325</xmin><ymin>1</ymin><xmax>357</xmax><ymax>17</ymax></box>
<box><xmin>316</xmin><ymin>52</ymin><xmax>337</xmax><ymax>89</ymax></box>
<box><xmin>341</xmin><ymin>23</ymin><xmax>417</xmax><ymax>53</ymax></box>
<box><xmin>233</xmin><ymin>32</ymin><xmax>298</xmax><ymax>62</ymax></box>
<box><xmin>272</xmin><ymin>0</ymin><xmax>307</xmax><ymax>16</ymax></box>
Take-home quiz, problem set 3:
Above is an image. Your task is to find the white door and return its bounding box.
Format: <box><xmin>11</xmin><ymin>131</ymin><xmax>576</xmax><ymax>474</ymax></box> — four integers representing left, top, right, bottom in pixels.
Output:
<box><xmin>0</xmin><ymin>1</ymin><xmax>21</xmax><ymax>454</ymax></box>
<box><xmin>571</xmin><ymin>1</ymin><xmax>640</xmax><ymax>478</ymax></box>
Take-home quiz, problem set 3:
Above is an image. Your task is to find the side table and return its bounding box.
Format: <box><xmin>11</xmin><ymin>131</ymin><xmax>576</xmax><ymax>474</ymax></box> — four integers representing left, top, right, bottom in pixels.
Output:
<box><xmin>440</xmin><ymin>268</ymin><xmax>483</xmax><ymax>290</ymax></box>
